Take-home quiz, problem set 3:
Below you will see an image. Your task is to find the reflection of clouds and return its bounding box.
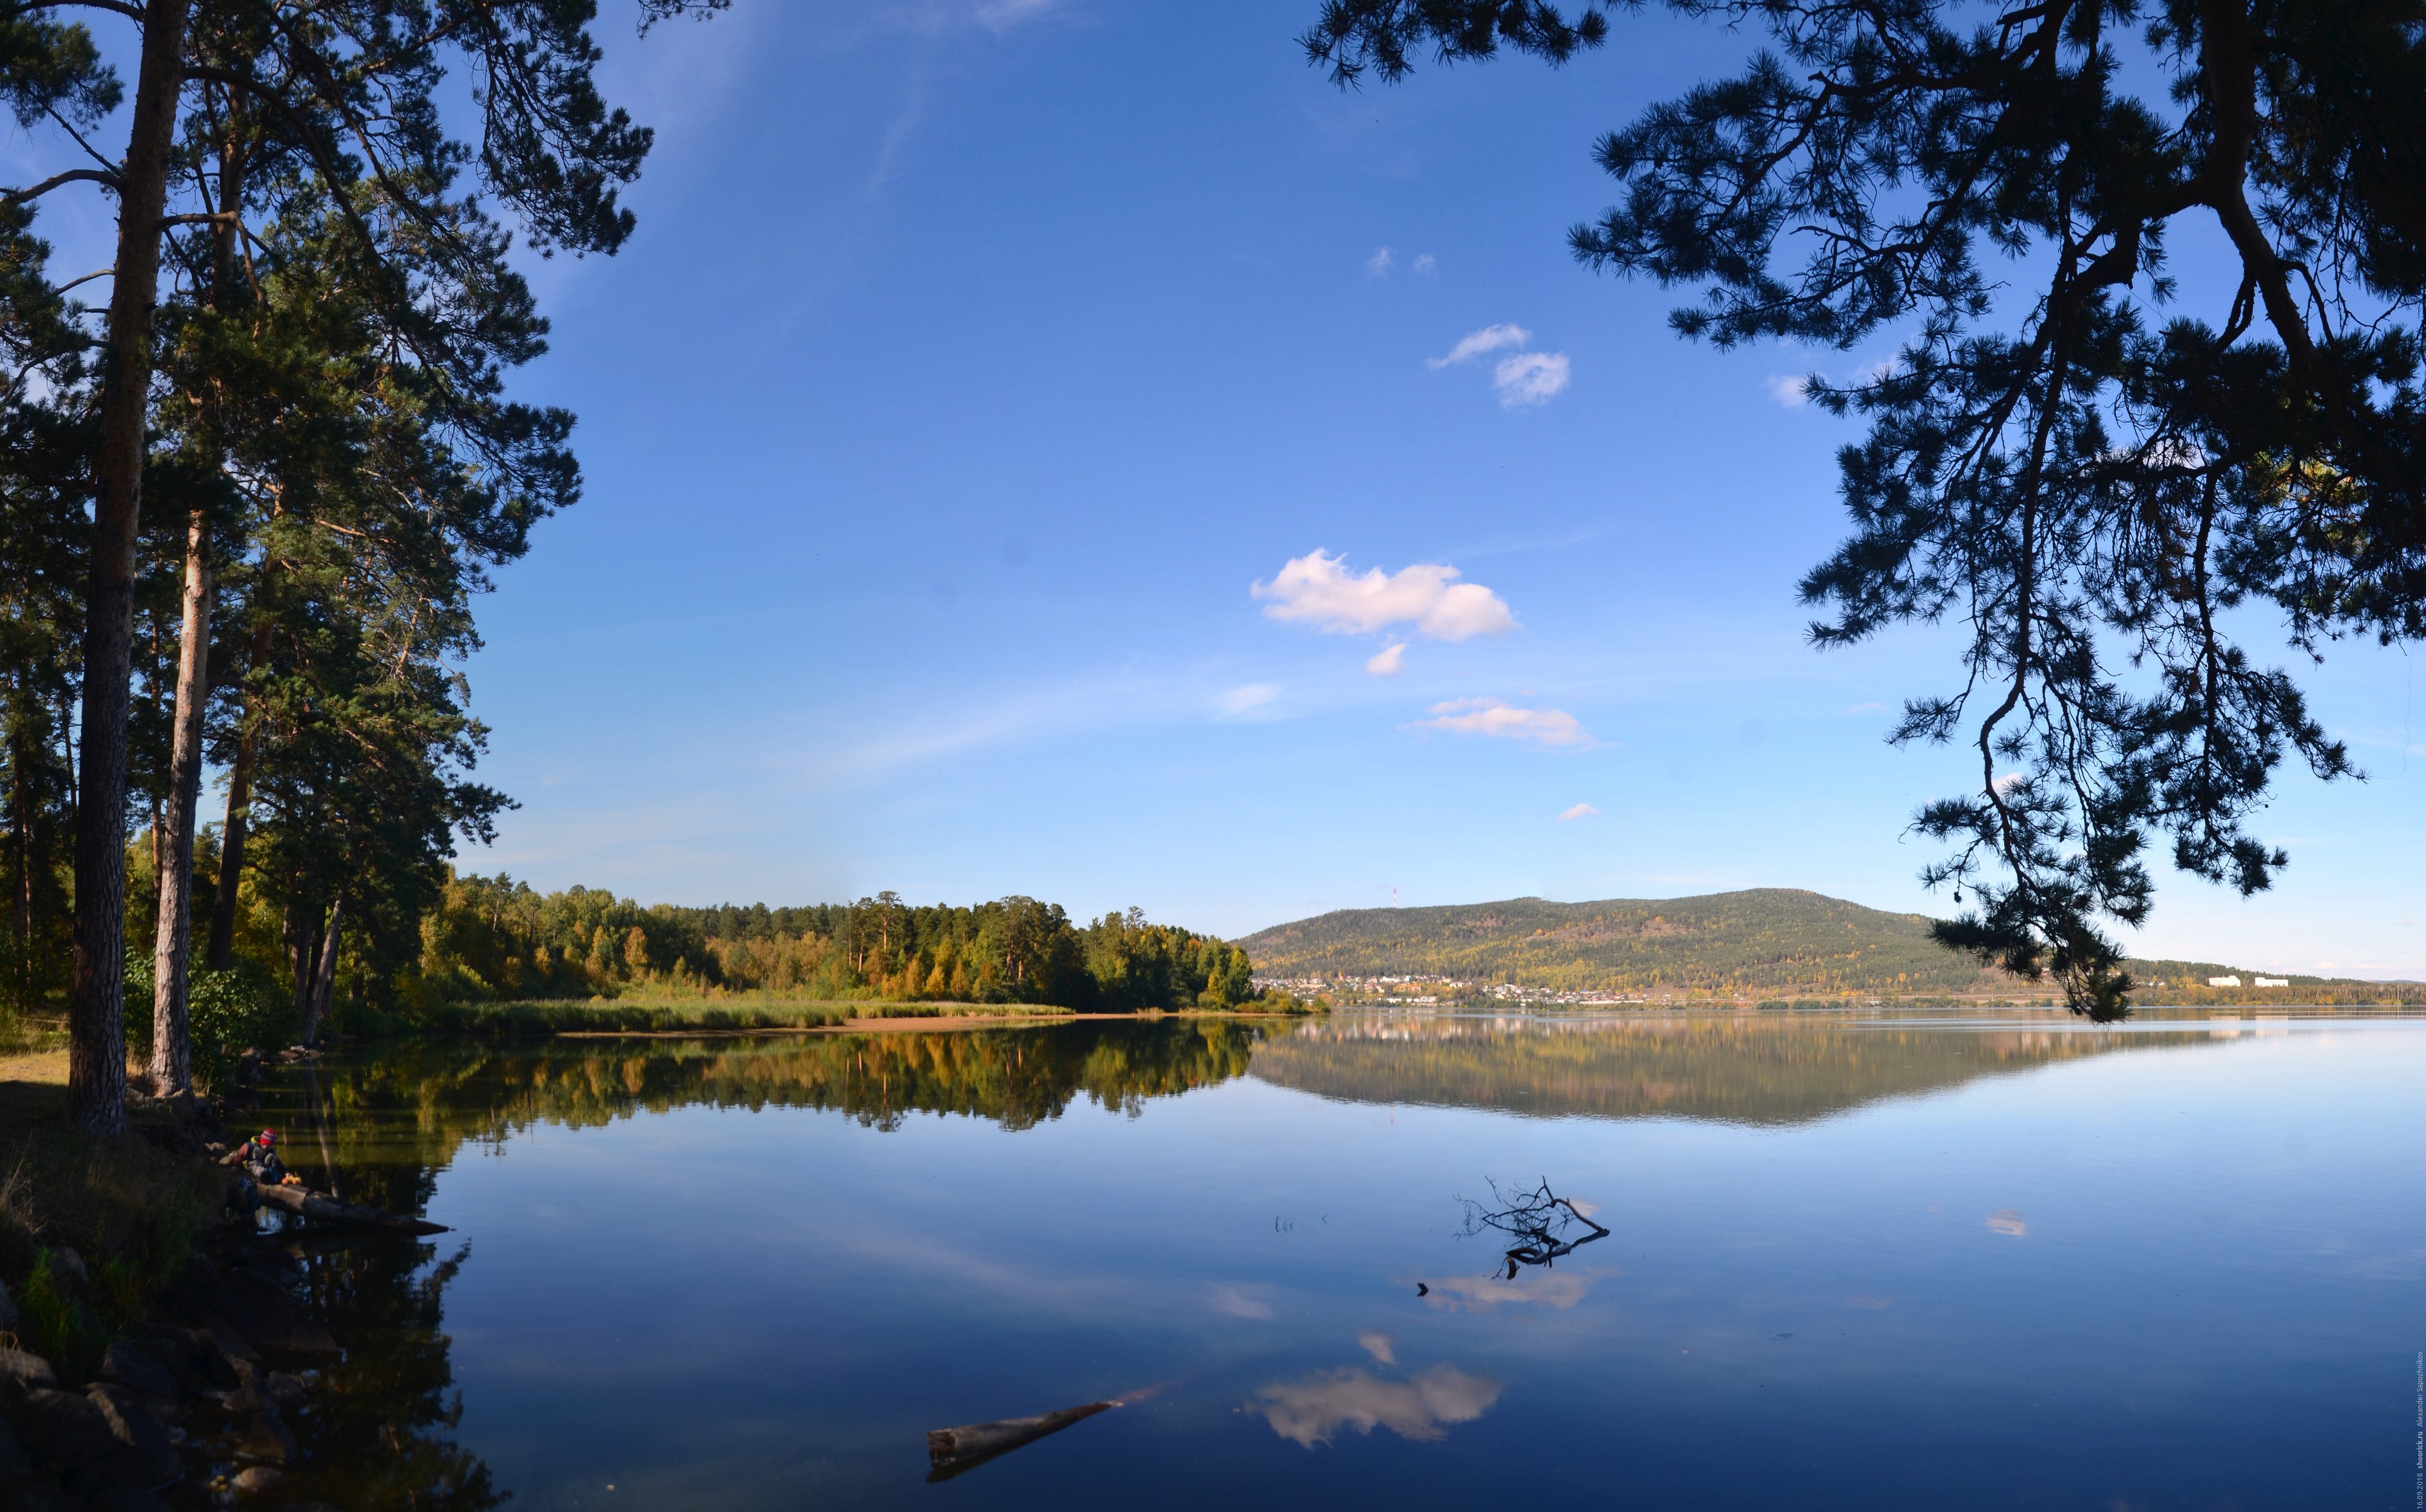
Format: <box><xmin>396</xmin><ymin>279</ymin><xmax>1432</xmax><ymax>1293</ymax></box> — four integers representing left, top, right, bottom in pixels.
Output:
<box><xmin>1419</xmin><ymin>1272</ymin><xmax>1593</xmax><ymax>1311</ymax></box>
<box><xmin>1255</xmin><ymin>1366</ymin><xmax>1503</xmax><ymax>1448</ymax></box>
<box><xmin>1844</xmin><ymin>1294</ymin><xmax>1894</xmax><ymax>1310</ymax></box>
<box><xmin>1985</xmin><ymin>1210</ymin><xmax>2028</xmax><ymax>1237</ymax></box>
<box><xmin>1211</xmin><ymin>1283</ymin><xmax>1276</xmax><ymax>1320</ymax></box>
<box><xmin>1357</xmin><ymin>1331</ymin><xmax>1395</xmax><ymax>1365</ymax></box>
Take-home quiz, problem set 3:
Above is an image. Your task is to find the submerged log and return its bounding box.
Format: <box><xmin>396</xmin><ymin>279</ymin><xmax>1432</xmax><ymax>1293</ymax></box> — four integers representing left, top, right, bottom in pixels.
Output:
<box><xmin>249</xmin><ymin>1180</ymin><xmax>449</xmax><ymax>1235</ymax></box>
<box><xmin>925</xmin><ymin>1400</ymin><xmax>1113</xmax><ymax>1482</ymax></box>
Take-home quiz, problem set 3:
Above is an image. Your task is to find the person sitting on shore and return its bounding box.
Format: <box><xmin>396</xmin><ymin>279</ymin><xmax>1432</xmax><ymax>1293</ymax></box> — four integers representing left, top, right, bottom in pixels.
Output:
<box><xmin>242</xmin><ymin>1129</ymin><xmax>288</xmax><ymax>1185</ymax></box>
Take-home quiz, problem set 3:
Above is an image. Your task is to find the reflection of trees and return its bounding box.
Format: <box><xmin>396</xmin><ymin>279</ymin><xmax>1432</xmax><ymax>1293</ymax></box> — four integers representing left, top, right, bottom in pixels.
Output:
<box><xmin>239</xmin><ymin>1022</ymin><xmax>1264</xmax><ymax>1507</ymax></box>
<box><xmin>263</xmin><ymin>1239</ymin><xmax>500</xmax><ymax>1511</ymax></box>
<box><xmin>261</xmin><ymin>1020</ymin><xmax>1267</xmax><ymax>1180</ymax></box>
<box><xmin>1250</xmin><ymin>1016</ymin><xmax>2216</xmax><ymax>1125</ymax></box>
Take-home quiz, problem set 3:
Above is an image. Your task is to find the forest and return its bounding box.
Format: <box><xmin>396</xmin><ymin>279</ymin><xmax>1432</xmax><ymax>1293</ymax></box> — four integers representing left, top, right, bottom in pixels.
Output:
<box><xmin>410</xmin><ymin>877</ymin><xmax>1274</xmax><ymax>1017</ymax></box>
<box><xmin>0</xmin><ymin>1</ymin><xmax>746</xmax><ymax>1130</ymax></box>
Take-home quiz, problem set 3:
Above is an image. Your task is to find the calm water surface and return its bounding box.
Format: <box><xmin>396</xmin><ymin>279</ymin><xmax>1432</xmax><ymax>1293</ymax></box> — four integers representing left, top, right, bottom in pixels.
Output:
<box><xmin>253</xmin><ymin>1011</ymin><xmax>2426</xmax><ymax>1509</ymax></box>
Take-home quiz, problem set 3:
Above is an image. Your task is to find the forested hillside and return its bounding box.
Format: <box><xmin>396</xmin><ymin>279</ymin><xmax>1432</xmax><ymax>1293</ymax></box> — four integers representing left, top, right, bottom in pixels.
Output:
<box><xmin>1236</xmin><ymin>890</ymin><xmax>2354</xmax><ymax>1001</ymax></box>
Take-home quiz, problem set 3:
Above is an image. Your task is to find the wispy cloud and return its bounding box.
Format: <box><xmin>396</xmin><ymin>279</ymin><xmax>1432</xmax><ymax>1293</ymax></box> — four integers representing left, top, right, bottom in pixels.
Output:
<box><xmin>1428</xmin><ymin>323</ymin><xmax>1530</xmax><ymax>370</ymax></box>
<box><xmin>1358</xmin><ymin>1331</ymin><xmax>1396</xmax><ymax>1365</ymax></box>
<box><xmin>1417</xmin><ymin>697</ymin><xmax>1591</xmax><ymax>747</ymax></box>
<box><xmin>1410</xmin><ymin>252</ymin><xmax>1436</xmax><ymax>275</ymax></box>
<box><xmin>1417</xmin><ymin>1272</ymin><xmax>1593</xmax><ymax>1310</ymax></box>
<box><xmin>1365</xmin><ymin>642</ymin><xmax>1407</xmax><ymax>676</ymax></box>
<box><xmin>1764</xmin><ymin>373</ymin><xmax>1811</xmax><ymax>408</ymax></box>
<box><xmin>973</xmin><ymin>0</ymin><xmax>1061</xmax><ymax>32</ymax></box>
<box><xmin>1844</xmin><ymin>701</ymin><xmax>1886</xmax><ymax>714</ymax></box>
<box><xmin>1254</xmin><ymin>1366</ymin><xmax>1502</xmax><ymax>1449</ymax></box>
<box><xmin>1253</xmin><ymin>550</ymin><xmax>1517</xmax><ymax>642</ymax></box>
<box><xmin>1218</xmin><ymin>683</ymin><xmax>1281</xmax><ymax>718</ymax></box>
<box><xmin>1558</xmin><ymin>802</ymin><xmax>1599</xmax><ymax>821</ymax></box>
<box><xmin>1492</xmin><ymin>351</ymin><xmax>1570</xmax><ymax>407</ymax></box>
<box><xmin>1366</xmin><ymin>246</ymin><xmax>1394</xmax><ymax>277</ymax></box>
<box><xmin>1432</xmin><ymin>324</ymin><xmax>1570</xmax><ymax>406</ymax></box>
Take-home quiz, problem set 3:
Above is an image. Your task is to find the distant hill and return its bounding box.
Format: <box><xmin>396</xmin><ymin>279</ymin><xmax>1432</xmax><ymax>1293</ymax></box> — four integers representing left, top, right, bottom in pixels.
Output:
<box><xmin>1234</xmin><ymin>888</ymin><xmax>2351</xmax><ymax>1002</ymax></box>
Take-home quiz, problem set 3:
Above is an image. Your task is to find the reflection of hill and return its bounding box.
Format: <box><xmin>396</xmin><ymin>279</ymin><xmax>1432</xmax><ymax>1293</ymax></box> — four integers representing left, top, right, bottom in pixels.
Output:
<box><xmin>1247</xmin><ymin>1015</ymin><xmax>2210</xmax><ymax>1125</ymax></box>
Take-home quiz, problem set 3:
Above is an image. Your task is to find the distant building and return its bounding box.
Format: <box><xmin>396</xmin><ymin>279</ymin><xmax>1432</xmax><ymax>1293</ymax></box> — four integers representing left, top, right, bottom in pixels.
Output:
<box><xmin>2254</xmin><ymin>977</ymin><xmax>2289</xmax><ymax>987</ymax></box>
<box><xmin>2207</xmin><ymin>975</ymin><xmax>2242</xmax><ymax>987</ymax></box>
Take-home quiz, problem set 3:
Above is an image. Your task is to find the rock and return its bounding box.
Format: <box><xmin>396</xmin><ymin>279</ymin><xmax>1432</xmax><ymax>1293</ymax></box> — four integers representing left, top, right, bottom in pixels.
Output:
<box><xmin>198</xmin><ymin>1320</ymin><xmax>259</xmax><ymax>1368</ymax></box>
<box><xmin>229</xmin><ymin>1465</ymin><xmax>280</xmax><ymax>1495</ymax></box>
<box><xmin>215</xmin><ymin>1275</ymin><xmax>300</xmax><ymax>1352</ymax></box>
<box><xmin>233</xmin><ymin>1407</ymin><xmax>296</xmax><ymax>1466</ymax></box>
<box><xmin>0</xmin><ymin>1352</ymin><xmax>55</xmax><ymax>1399</ymax></box>
<box><xmin>7</xmin><ymin>1389</ymin><xmax>114</xmax><ymax>1468</ymax></box>
<box><xmin>0</xmin><ymin>1279</ymin><xmax>15</xmax><ymax>1333</ymax></box>
<box><xmin>85</xmin><ymin>1386</ymin><xmax>181</xmax><ymax>1490</ymax></box>
<box><xmin>1</xmin><ymin>1481</ymin><xmax>76</xmax><ymax>1512</ymax></box>
<box><xmin>44</xmin><ymin>1251</ymin><xmax>85</xmax><ymax>1292</ymax></box>
<box><xmin>259</xmin><ymin>1374</ymin><xmax>306</xmax><ymax>1413</ymax></box>
<box><xmin>97</xmin><ymin>1345</ymin><xmax>174</xmax><ymax>1402</ymax></box>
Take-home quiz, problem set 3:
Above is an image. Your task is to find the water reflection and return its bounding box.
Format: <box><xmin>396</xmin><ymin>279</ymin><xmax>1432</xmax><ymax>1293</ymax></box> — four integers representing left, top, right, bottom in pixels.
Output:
<box><xmin>1249</xmin><ymin>1012</ymin><xmax>2222</xmax><ymax>1123</ymax></box>
<box><xmin>1253</xmin><ymin>1363</ymin><xmax>1503</xmax><ymax>1447</ymax></box>
<box><xmin>268</xmin><ymin>1019</ymin><xmax>1267</xmax><ymax>1172</ymax></box>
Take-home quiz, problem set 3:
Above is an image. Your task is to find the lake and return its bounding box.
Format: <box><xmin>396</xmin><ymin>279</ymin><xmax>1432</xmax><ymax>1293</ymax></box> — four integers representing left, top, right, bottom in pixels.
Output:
<box><xmin>250</xmin><ymin>1010</ymin><xmax>2425</xmax><ymax>1509</ymax></box>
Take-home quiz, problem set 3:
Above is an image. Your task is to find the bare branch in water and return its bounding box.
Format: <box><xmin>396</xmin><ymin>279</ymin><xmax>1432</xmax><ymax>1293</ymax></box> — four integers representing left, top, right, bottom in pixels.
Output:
<box><xmin>1458</xmin><ymin>1178</ymin><xmax>1610</xmax><ymax>1280</ymax></box>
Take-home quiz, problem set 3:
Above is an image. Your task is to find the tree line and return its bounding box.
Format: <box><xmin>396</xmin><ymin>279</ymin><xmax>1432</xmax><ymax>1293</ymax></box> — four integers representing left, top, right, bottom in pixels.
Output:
<box><xmin>0</xmin><ymin>0</ymin><xmax>731</xmax><ymax>1130</ymax></box>
<box><xmin>412</xmin><ymin>877</ymin><xmax>1277</xmax><ymax>1016</ymax></box>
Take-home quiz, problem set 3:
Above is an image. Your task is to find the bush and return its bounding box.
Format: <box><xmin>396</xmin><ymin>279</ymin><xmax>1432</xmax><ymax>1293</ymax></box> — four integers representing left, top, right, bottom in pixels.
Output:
<box><xmin>122</xmin><ymin>951</ymin><xmax>294</xmax><ymax>1087</ymax></box>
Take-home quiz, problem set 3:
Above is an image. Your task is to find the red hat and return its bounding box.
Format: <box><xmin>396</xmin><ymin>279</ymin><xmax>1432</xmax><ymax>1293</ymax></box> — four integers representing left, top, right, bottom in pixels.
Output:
<box><xmin>258</xmin><ymin>1129</ymin><xmax>278</xmax><ymax>1144</ymax></box>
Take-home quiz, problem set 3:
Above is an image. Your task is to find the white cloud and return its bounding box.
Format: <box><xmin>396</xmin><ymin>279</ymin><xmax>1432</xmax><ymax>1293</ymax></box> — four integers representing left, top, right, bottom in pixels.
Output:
<box><xmin>1365</xmin><ymin>642</ymin><xmax>1408</xmax><ymax>676</ymax></box>
<box><xmin>1417</xmin><ymin>1272</ymin><xmax>1593</xmax><ymax>1310</ymax></box>
<box><xmin>1844</xmin><ymin>701</ymin><xmax>1887</xmax><ymax>715</ymax></box>
<box><xmin>1254</xmin><ymin>1366</ymin><xmax>1502</xmax><ymax>1449</ymax></box>
<box><xmin>1417</xmin><ymin>697</ymin><xmax>1591</xmax><ymax>747</ymax></box>
<box><xmin>1218</xmin><ymin>683</ymin><xmax>1281</xmax><ymax>718</ymax></box>
<box><xmin>1493</xmin><ymin>351</ymin><xmax>1570</xmax><ymax>407</ymax></box>
<box><xmin>1357</xmin><ymin>1331</ymin><xmax>1396</xmax><ymax>1365</ymax></box>
<box><xmin>1410</xmin><ymin>253</ymin><xmax>1437</xmax><ymax>275</ymax></box>
<box><xmin>1252</xmin><ymin>550</ymin><xmax>1517</xmax><ymax>642</ymax></box>
<box><xmin>1366</xmin><ymin>246</ymin><xmax>1394</xmax><ymax>277</ymax></box>
<box><xmin>1211</xmin><ymin>1282</ymin><xmax>1278</xmax><ymax>1319</ymax></box>
<box><xmin>1765</xmin><ymin>373</ymin><xmax>1812</xmax><ymax>407</ymax></box>
<box><xmin>1992</xmin><ymin>769</ymin><xmax>2027</xmax><ymax>794</ymax></box>
<box><xmin>1428</xmin><ymin>323</ymin><xmax>1531</xmax><ymax>369</ymax></box>
<box><xmin>1558</xmin><ymin>803</ymin><xmax>1599</xmax><ymax>822</ymax></box>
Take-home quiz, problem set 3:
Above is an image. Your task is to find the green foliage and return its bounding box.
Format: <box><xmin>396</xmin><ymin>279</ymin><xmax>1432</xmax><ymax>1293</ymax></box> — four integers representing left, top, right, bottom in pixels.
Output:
<box><xmin>188</xmin><ymin>958</ymin><xmax>294</xmax><ymax>1086</ymax></box>
<box><xmin>15</xmin><ymin>1247</ymin><xmax>90</xmax><ymax>1361</ymax></box>
<box><xmin>406</xmin><ymin>875</ymin><xmax>1289</xmax><ymax>1019</ymax></box>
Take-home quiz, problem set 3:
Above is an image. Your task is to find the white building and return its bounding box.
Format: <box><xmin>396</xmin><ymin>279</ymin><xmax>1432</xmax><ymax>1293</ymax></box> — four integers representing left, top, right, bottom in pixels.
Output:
<box><xmin>2207</xmin><ymin>975</ymin><xmax>2242</xmax><ymax>987</ymax></box>
<box><xmin>2254</xmin><ymin>976</ymin><xmax>2289</xmax><ymax>987</ymax></box>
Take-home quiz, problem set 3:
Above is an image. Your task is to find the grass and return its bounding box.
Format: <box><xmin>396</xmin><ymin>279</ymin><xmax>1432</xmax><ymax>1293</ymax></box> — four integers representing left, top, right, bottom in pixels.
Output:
<box><xmin>0</xmin><ymin>1052</ymin><xmax>223</xmax><ymax>1375</ymax></box>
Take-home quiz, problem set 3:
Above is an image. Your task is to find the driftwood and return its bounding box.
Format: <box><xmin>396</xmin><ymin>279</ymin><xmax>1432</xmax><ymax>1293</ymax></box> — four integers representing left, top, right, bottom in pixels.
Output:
<box><xmin>249</xmin><ymin>1180</ymin><xmax>449</xmax><ymax>1235</ymax></box>
<box><xmin>925</xmin><ymin>1400</ymin><xmax>1112</xmax><ymax>1482</ymax></box>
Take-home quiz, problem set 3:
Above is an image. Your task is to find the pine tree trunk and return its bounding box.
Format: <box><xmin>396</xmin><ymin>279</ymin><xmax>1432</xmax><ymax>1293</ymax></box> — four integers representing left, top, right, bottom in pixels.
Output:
<box><xmin>148</xmin><ymin>509</ymin><xmax>211</xmax><ymax>1093</ymax></box>
<box><xmin>205</xmin><ymin>721</ymin><xmax>251</xmax><ymax>972</ymax></box>
<box><xmin>152</xmin><ymin>113</ymin><xmax>247</xmax><ymax>1092</ymax></box>
<box><xmin>301</xmin><ymin>895</ymin><xmax>341</xmax><ymax>1046</ymax></box>
<box><xmin>68</xmin><ymin>0</ymin><xmax>196</xmax><ymax>1136</ymax></box>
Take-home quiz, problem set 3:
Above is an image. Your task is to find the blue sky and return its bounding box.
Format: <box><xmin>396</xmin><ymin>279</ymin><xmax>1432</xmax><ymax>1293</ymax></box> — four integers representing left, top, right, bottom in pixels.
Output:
<box><xmin>23</xmin><ymin>1</ymin><xmax>2425</xmax><ymax>974</ymax></box>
